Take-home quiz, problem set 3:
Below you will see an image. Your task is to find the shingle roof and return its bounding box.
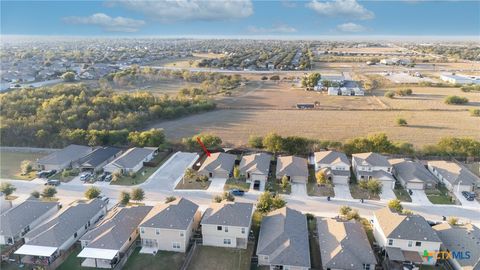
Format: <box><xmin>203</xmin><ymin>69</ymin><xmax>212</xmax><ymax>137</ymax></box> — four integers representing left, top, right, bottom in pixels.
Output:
<box><xmin>392</xmin><ymin>160</ymin><xmax>438</xmax><ymax>185</ymax></box>
<box><xmin>353</xmin><ymin>152</ymin><xmax>391</xmax><ymax>167</ymax></box>
<box><xmin>201</xmin><ymin>202</ymin><xmax>253</xmax><ymax>227</ymax></box>
<box><xmin>433</xmin><ymin>223</ymin><xmax>480</xmax><ymax>270</ymax></box>
<box><xmin>106</xmin><ymin>147</ymin><xmax>156</xmax><ymax>169</ymax></box>
<box><xmin>140</xmin><ymin>198</ymin><xmax>199</xmax><ymax>230</ymax></box>
<box><xmin>199</xmin><ymin>152</ymin><xmax>236</xmax><ymax>173</ymax></box>
<box><xmin>80</xmin><ymin>206</ymin><xmax>152</xmax><ymax>250</ymax></box>
<box><xmin>374</xmin><ymin>208</ymin><xmax>441</xmax><ymax>242</ymax></box>
<box><xmin>24</xmin><ymin>198</ymin><xmax>107</xmax><ymax>247</ymax></box>
<box><xmin>314</xmin><ymin>151</ymin><xmax>350</xmax><ymax>166</ymax></box>
<box><xmin>428</xmin><ymin>160</ymin><xmax>479</xmax><ymax>186</ymax></box>
<box><xmin>239</xmin><ymin>153</ymin><xmax>272</xmax><ymax>175</ymax></box>
<box><xmin>317</xmin><ymin>218</ymin><xmax>377</xmax><ymax>270</ymax></box>
<box><xmin>276</xmin><ymin>156</ymin><xmax>308</xmax><ymax>177</ymax></box>
<box><xmin>256</xmin><ymin>207</ymin><xmax>310</xmax><ymax>268</ymax></box>
<box><xmin>0</xmin><ymin>199</ymin><xmax>59</xmax><ymax>237</ymax></box>
<box><xmin>80</xmin><ymin>147</ymin><xmax>122</xmax><ymax>168</ymax></box>
<box><xmin>37</xmin><ymin>144</ymin><xmax>93</xmax><ymax>166</ymax></box>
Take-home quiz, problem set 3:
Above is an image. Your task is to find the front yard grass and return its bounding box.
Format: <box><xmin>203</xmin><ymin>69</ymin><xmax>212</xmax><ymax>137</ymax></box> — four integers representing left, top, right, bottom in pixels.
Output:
<box><xmin>111</xmin><ymin>152</ymin><xmax>172</xmax><ymax>186</ymax></box>
<box><xmin>187</xmin><ymin>245</ymin><xmax>253</xmax><ymax>270</ymax></box>
<box><xmin>265</xmin><ymin>161</ymin><xmax>291</xmax><ymax>195</ymax></box>
<box><xmin>223</xmin><ymin>178</ymin><xmax>250</xmax><ymax>192</ymax></box>
<box><xmin>0</xmin><ymin>150</ymin><xmax>47</xmax><ymax>180</ymax></box>
<box><xmin>123</xmin><ymin>247</ymin><xmax>185</xmax><ymax>270</ymax></box>
<box><xmin>349</xmin><ymin>184</ymin><xmax>380</xmax><ymax>200</ymax></box>
<box><xmin>425</xmin><ymin>189</ymin><xmax>455</xmax><ymax>204</ymax></box>
<box><xmin>393</xmin><ymin>186</ymin><xmax>412</xmax><ymax>202</ymax></box>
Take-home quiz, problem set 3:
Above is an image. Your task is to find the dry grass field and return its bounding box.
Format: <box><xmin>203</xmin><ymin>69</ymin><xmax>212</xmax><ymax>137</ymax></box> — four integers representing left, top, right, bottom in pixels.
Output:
<box><xmin>113</xmin><ymin>79</ymin><xmax>202</xmax><ymax>95</ymax></box>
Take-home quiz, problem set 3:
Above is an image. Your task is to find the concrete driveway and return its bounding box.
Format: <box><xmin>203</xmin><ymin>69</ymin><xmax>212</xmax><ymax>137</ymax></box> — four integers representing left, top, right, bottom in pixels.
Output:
<box><xmin>380</xmin><ymin>187</ymin><xmax>397</xmax><ymax>201</ymax></box>
<box><xmin>410</xmin><ymin>190</ymin><xmax>432</xmax><ymax>205</ymax></box>
<box><xmin>454</xmin><ymin>191</ymin><xmax>480</xmax><ymax>208</ymax></box>
<box><xmin>333</xmin><ymin>184</ymin><xmax>353</xmax><ymax>200</ymax></box>
<box><xmin>144</xmin><ymin>152</ymin><xmax>199</xmax><ymax>191</ymax></box>
<box><xmin>207</xmin><ymin>178</ymin><xmax>227</xmax><ymax>193</ymax></box>
<box><xmin>291</xmin><ymin>183</ymin><xmax>307</xmax><ymax>197</ymax></box>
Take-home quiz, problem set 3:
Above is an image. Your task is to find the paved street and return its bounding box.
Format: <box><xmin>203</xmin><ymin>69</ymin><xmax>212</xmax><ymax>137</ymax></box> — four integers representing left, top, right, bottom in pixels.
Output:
<box><xmin>454</xmin><ymin>190</ymin><xmax>480</xmax><ymax>208</ymax></box>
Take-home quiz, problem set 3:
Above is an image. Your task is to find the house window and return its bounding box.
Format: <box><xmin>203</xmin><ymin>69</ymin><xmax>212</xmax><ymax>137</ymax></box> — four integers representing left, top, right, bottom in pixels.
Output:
<box><xmin>74</xmin><ymin>232</ymin><xmax>78</xmax><ymax>238</ymax></box>
<box><xmin>224</xmin><ymin>227</ymin><xmax>229</xmax><ymax>232</ymax></box>
<box><xmin>140</xmin><ymin>228</ymin><xmax>144</xmax><ymax>234</ymax></box>
<box><xmin>363</xmin><ymin>264</ymin><xmax>370</xmax><ymax>270</ymax></box>
<box><xmin>85</xmin><ymin>224</ymin><xmax>88</xmax><ymax>229</ymax></box>
<box><xmin>223</xmin><ymin>239</ymin><xmax>231</xmax><ymax>245</ymax></box>
<box><xmin>217</xmin><ymin>226</ymin><xmax>222</xmax><ymax>231</ymax></box>
<box><xmin>388</xmin><ymin>239</ymin><xmax>393</xmax><ymax>246</ymax></box>
<box><xmin>416</xmin><ymin>241</ymin><xmax>421</xmax><ymax>247</ymax></box>
<box><xmin>172</xmin><ymin>242</ymin><xmax>180</xmax><ymax>249</ymax></box>
<box><xmin>156</xmin><ymin>229</ymin><xmax>160</xmax><ymax>235</ymax></box>
<box><xmin>408</xmin><ymin>241</ymin><xmax>413</xmax><ymax>247</ymax></box>
<box><xmin>241</xmin><ymin>228</ymin><xmax>245</xmax><ymax>234</ymax></box>
<box><xmin>180</xmin><ymin>232</ymin><xmax>184</xmax><ymax>237</ymax></box>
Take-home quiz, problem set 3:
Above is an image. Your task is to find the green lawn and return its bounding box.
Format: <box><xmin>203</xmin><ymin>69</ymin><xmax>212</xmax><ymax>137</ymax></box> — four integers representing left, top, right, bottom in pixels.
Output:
<box><xmin>111</xmin><ymin>152</ymin><xmax>172</xmax><ymax>186</ymax></box>
<box><xmin>0</xmin><ymin>150</ymin><xmax>47</xmax><ymax>180</ymax></box>
<box><xmin>224</xmin><ymin>178</ymin><xmax>250</xmax><ymax>192</ymax></box>
<box><xmin>57</xmin><ymin>246</ymin><xmax>100</xmax><ymax>270</ymax></box>
<box><xmin>393</xmin><ymin>186</ymin><xmax>412</xmax><ymax>202</ymax></box>
<box><xmin>307</xmin><ymin>183</ymin><xmax>335</xmax><ymax>197</ymax></box>
<box><xmin>187</xmin><ymin>245</ymin><xmax>253</xmax><ymax>270</ymax></box>
<box><xmin>123</xmin><ymin>247</ymin><xmax>185</xmax><ymax>270</ymax></box>
<box><xmin>425</xmin><ymin>186</ymin><xmax>454</xmax><ymax>205</ymax></box>
<box><xmin>265</xmin><ymin>161</ymin><xmax>291</xmax><ymax>194</ymax></box>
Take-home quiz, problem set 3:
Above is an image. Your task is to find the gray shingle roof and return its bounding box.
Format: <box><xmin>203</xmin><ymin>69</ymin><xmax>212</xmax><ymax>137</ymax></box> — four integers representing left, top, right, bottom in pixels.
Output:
<box><xmin>107</xmin><ymin>147</ymin><xmax>156</xmax><ymax>169</ymax></box>
<box><xmin>199</xmin><ymin>152</ymin><xmax>236</xmax><ymax>173</ymax></box>
<box><xmin>81</xmin><ymin>206</ymin><xmax>152</xmax><ymax>250</ymax></box>
<box><xmin>353</xmin><ymin>152</ymin><xmax>391</xmax><ymax>167</ymax></box>
<box><xmin>256</xmin><ymin>207</ymin><xmax>310</xmax><ymax>268</ymax></box>
<box><xmin>140</xmin><ymin>198</ymin><xmax>199</xmax><ymax>230</ymax></box>
<box><xmin>80</xmin><ymin>147</ymin><xmax>122</xmax><ymax>168</ymax></box>
<box><xmin>276</xmin><ymin>156</ymin><xmax>308</xmax><ymax>177</ymax></box>
<box><xmin>24</xmin><ymin>198</ymin><xmax>107</xmax><ymax>247</ymax></box>
<box><xmin>37</xmin><ymin>144</ymin><xmax>93</xmax><ymax>166</ymax></box>
<box><xmin>201</xmin><ymin>202</ymin><xmax>253</xmax><ymax>227</ymax></box>
<box><xmin>428</xmin><ymin>160</ymin><xmax>479</xmax><ymax>186</ymax></box>
<box><xmin>239</xmin><ymin>153</ymin><xmax>272</xmax><ymax>175</ymax></box>
<box><xmin>317</xmin><ymin>218</ymin><xmax>377</xmax><ymax>270</ymax></box>
<box><xmin>393</xmin><ymin>160</ymin><xmax>438</xmax><ymax>186</ymax></box>
<box><xmin>0</xmin><ymin>199</ymin><xmax>59</xmax><ymax>237</ymax></box>
<box><xmin>374</xmin><ymin>208</ymin><xmax>441</xmax><ymax>242</ymax></box>
<box><xmin>314</xmin><ymin>151</ymin><xmax>350</xmax><ymax>166</ymax></box>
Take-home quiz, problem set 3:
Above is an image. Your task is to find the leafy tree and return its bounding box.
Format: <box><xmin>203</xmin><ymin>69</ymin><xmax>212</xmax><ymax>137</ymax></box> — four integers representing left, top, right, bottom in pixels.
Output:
<box><xmin>261</xmin><ymin>76</ymin><xmax>268</xmax><ymax>80</ymax></box>
<box><xmin>30</xmin><ymin>191</ymin><xmax>40</xmax><ymax>198</ymax></box>
<box><xmin>396</xmin><ymin>118</ymin><xmax>408</xmax><ymax>126</ymax></box>
<box><xmin>0</xmin><ymin>182</ymin><xmax>16</xmax><ymax>197</ymax></box>
<box><xmin>128</xmin><ymin>129</ymin><xmax>165</xmax><ymax>147</ymax></box>
<box><xmin>131</xmin><ymin>188</ymin><xmax>145</xmax><ymax>202</ymax></box>
<box><xmin>256</xmin><ymin>191</ymin><xmax>286</xmax><ymax>213</ymax></box>
<box><xmin>281</xmin><ymin>136</ymin><xmax>310</xmax><ymax>155</ymax></box>
<box><xmin>270</xmin><ymin>75</ymin><xmax>280</xmax><ymax>81</ymax></box>
<box><xmin>447</xmin><ymin>217</ymin><xmax>459</xmax><ymax>226</ymax></box>
<box><xmin>184</xmin><ymin>168</ymin><xmax>198</xmax><ymax>180</ymax></box>
<box><xmin>316</xmin><ymin>171</ymin><xmax>329</xmax><ymax>185</ymax></box>
<box><xmin>182</xmin><ymin>133</ymin><xmax>222</xmax><ymax>151</ymax></box>
<box><xmin>358</xmin><ymin>179</ymin><xmax>369</xmax><ymax>190</ymax></box>
<box><xmin>367</xmin><ymin>179</ymin><xmax>383</xmax><ymax>197</ymax></box>
<box><xmin>346</xmin><ymin>210</ymin><xmax>360</xmax><ymax>221</ymax></box>
<box><xmin>20</xmin><ymin>160</ymin><xmax>33</xmax><ymax>175</ymax></box>
<box><xmin>339</xmin><ymin>206</ymin><xmax>352</xmax><ymax>217</ymax></box>
<box><xmin>41</xmin><ymin>186</ymin><xmax>57</xmax><ymax>198</ymax></box>
<box><xmin>301</xmin><ymin>73</ymin><xmax>321</xmax><ymax>89</ymax></box>
<box><xmin>61</xmin><ymin>71</ymin><xmax>76</xmax><ymax>82</ymax></box>
<box><xmin>280</xmin><ymin>175</ymin><xmax>291</xmax><ymax>191</ymax></box>
<box><xmin>119</xmin><ymin>191</ymin><xmax>130</xmax><ymax>205</ymax></box>
<box><xmin>388</xmin><ymin>199</ymin><xmax>403</xmax><ymax>213</ymax></box>
<box><xmin>85</xmin><ymin>186</ymin><xmax>101</xmax><ymax>199</ymax></box>
<box><xmin>271</xmin><ymin>195</ymin><xmax>287</xmax><ymax>209</ymax></box>
<box><xmin>213</xmin><ymin>195</ymin><xmax>223</xmax><ymax>203</ymax></box>
<box><xmin>165</xmin><ymin>196</ymin><xmax>176</xmax><ymax>203</ymax></box>
<box><xmin>248</xmin><ymin>135</ymin><xmax>264</xmax><ymax>148</ymax></box>
<box><xmin>262</xmin><ymin>132</ymin><xmax>283</xmax><ymax>153</ymax></box>
<box><xmin>222</xmin><ymin>191</ymin><xmax>235</xmax><ymax>202</ymax></box>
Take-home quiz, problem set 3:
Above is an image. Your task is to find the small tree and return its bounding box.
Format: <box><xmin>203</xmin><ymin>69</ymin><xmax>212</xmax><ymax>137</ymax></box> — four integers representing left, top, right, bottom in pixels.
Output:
<box><xmin>256</xmin><ymin>191</ymin><xmax>286</xmax><ymax>213</ymax></box>
<box><xmin>222</xmin><ymin>191</ymin><xmax>235</xmax><ymax>202</ymax></box>
<box><xmin>165</xmin><ymin>196</ymin><xmax>176</xmax><ymax>203</ymax></box>
<box><xmin>367</xmin><ymin>179</ymin><xmax>383</xmax><ymax>198</ymax></box>
<box><xmin>233</xmin><ymin>166</ymin><xmax>241</xmax><ymax>179</ymax></box>
<box><xmin>270</xmin><ymin>75</ymin><xmax>280</xmax><ymax>81</ymax></box>
<box><xmin>0</xmin><ymin>182</ymin><xmax>16</xmax><ymax>197</ymax></box>
<box><xmin>20</xmin><ymin>160</ymin><xmax>33</xmax><ymax>175</ymax></box>
<box><xmin>31</xmin><ymin>191</ymin><xmax>40</xmax><ymax>198</ymax></box>
<box><xmin>384</xmin><ymin>91</ymin><xmax>395</xmax><ymax>98</ymax></box>
<box><xmin>339</xmin><ymin>206</ymin><xmax>352</xmax><ymax>217</ymax></box>
<box><xmin>271</xmin><ymin>195</ymin><xmax>287</xmax><ymax>209</ymax></box>
<box><xmin>396</xmin><ymin>118</ymin><xmax>408</xmax><ymax>126</ymax></box>
<box><xmin>119</xmin><ymin>191</ymin><xmax>130</xmax><ymax>205</ymax></box>
<box><xmin>184</xmin><ymin>168</ymin><xmax>197</xmax><ymax>180</ymax></box>
<box><xmin>112</xmin><ymin>172</ymin><xmax>122</xmax><ymax>182</ymax></box>
<box><xmin>316</xmin><ymin>171</ymin><xmax>329</xmax><ymax>186</ymax></box>
<box><xmin>248</xmin><ymin>135</ymin><xmax>263</xmax><ymax>148</ymax></box>
<box><xmin>213</xmin><ymin>195</ymin><xmax>223</xmax><ymax>203</ymax></box>
<box><xmin>388</xmin><ymin>199</ymin><xmax>403</xmax><ymax>213</ymax></box>
<box><xmin>280</xmin><ymin>175</ymin><xmax>291</xmax><ymax>191</ymax></box>
<box><xmin>358</xmin><ymin>179</ymin><xmax>369</xmax><ymax>190</ymax></box>
<box><xmin>85</xmin><ymin>186</ymin><xmax>101</xmax><ymax>199</ymax></box>
<box><xmin>447</xmin><ymin>217</ymin><xmax>459</xmax><ymax>226</ymax></box>
<box><xmin>261</xmin><ymin>76</ymin><xmax>268</xmax><ymax>80</ymax></box>
<box><xmin>131</xmin><ymin>188</ymin><xmax>145</xmax><ymax>202</ymax></box>
<box><xmin>61</xmin><ymin>71</ymin><xmax>76</xmax><ymax>82</ymax></box>
<box><xmin>41</xmin><ymin>186</ymin><xmax>57</xmax><ymax>198</ymax></box>
<box><xmin>402</xmin><ymin>209</ymin><xmax>414</xmax><ymax>215</ymax></box>
<box><xmin>445</xmin><ymin>95</ymin><xmax>468</xmax><ymax>105</ymax></box>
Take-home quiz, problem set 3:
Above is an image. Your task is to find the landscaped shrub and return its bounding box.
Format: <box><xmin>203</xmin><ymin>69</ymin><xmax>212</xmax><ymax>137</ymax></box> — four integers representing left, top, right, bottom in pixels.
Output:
<box><xmin>384</xmin><ymin>91</ymin><xmax>395</xmax><ymax>98</ymax></box>
<box><xmin>470</xmin><ymin>108</ymin><xmax>480</xmax><ymax>117</ymax></box>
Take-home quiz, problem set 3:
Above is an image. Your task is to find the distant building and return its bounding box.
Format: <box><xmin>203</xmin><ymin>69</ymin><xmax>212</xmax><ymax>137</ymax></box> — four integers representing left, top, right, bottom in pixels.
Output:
<box><xmin>390</xmin><ymin>159</ymin><xmax>438</xmax><ymax>190</ymax></box>
<box><xmin>36</xmin><ymin>144</ymin><xmax>94</xmax><ymax>171</ymax></box>
<box><xmin>440</xmin><ymin>73</ymin><xmax>480</xmax><ymax>85</ymax></box>
<box><xmin>314</xmin><ymin>150</ymin><xmax>351</xmax><ymax>185</ymax></box>
<box><xmin>427</xmin><ymin>160</ymin><xmax>479</xmax><ymax>192</ymax></box>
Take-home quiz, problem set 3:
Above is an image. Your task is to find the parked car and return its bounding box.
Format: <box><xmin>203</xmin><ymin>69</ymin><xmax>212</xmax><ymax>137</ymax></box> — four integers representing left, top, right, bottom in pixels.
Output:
<box><xmin>37</xmin><ymin>170</ymin><xmax>57</xmax><ymax>178</ymax></box>
<box><xmin>45</xmin><ymin>179</ymin><xmax>60</xmax><ymax>186</ymax></box>
<box><xmin>80</xmin><ymin>173</ymin><xmax>92</xmax><ymax>182</ymax></box>
<box><xmin>461</xmin><ymin>191</ymin><xmax>475</xmax><ymax>201</ymax></box>
<box><xmin>99</xmin><ymin>172</ymin><xmax>111</xmax><ymax>181</ymax></box>
<box><xmin>97</xmin><ymin>195</ymin><xmax>109</xmax><ymax>203</ymax></box>
<box><xmin>104</xmin><ymin>174</ymin><xmax>112</xmax><ymax>182</ymax></box>
<box><xmin>229</xmin><ymin>189</ymin><xmax>245</xmax><ymax>196</ymax></box>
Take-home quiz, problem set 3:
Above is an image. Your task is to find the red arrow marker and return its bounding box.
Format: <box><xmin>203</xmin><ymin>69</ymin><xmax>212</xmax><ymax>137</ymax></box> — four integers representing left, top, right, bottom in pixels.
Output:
<box><xmin>196</xmin><ymin>137</ymin><xmax>211</xmax><ymax>157</ymax></box>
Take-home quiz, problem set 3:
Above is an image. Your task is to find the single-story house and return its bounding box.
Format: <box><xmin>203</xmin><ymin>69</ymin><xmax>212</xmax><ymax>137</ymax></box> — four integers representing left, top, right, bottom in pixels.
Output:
<box><xmin>257</xmin><ymin>207</ymin><xmax>310</xmax><ymax>270</ymax></box>
<box><xmin>198</xmin><ymin>152</ymin><xmax>236</xmax><ymax>179</ymax></box>
<box><xmin>352</xmin><ymin>152</ymin><xmax>395</xmax><ymax>189</ymax></box>
<box><xmin>433</xmin><ymin>223</ymin><xmax>480</xmax><ymax>270</ymax></box>
<box><xmin>276</xmin><ymin>156</ymin><xmax>308</xmax><ymax>183</ymax></box>
<box><xmin>0</xmin><ymin>192</ymin><xmax>12</xmax><ymax>213</ymax></box>
<box><xmin>0</xmin><ymin>199</ymin><xmax>60</xmax><ymax>245</ymax></box>
<box><xmin>15</xmin><ymin>198</ymin><xmax>108</xmax><ymax>267</ymax></box>
<box><xmin>79</xmin><ymin>147</ymin><xmax>122</xmax><ymax>172</ymax></box>
<box><xmin>314</xmin><ymin>151</ymin><xmax>351</xmax><ymax>185</ymax></box>
<box><xmin>139</xmin><ymin>198</ymin><xmax>200</xmax><ymax>253</ymax></box>
<box><xmin>103</xmin><ymin>147</ymin><xmax>157</xmax><ymax>175</ymax></box>
<box><xmin>239</xmin><ymin>153</ymin><xmax>272</xmax><ymax>191</ymax></box>
<box><xmin>390</xmin><ymin>159</ymin><xmax>438</xmax><ymax>190</ymax></box>
<box><xmin>78</xmin><ymin>206</ymin><xmax>152</xmax><ymax>269</ymax></box>
<box><xmin>201</xmin><ymin>202</ymin><xmax>253</xmax><ymax>249</ymax></box>
<box><xmin>440</xmin><ymin>73</ymin><xmax>480</xmax><ymax>85</ymax></box>
<box><xmin>317</xmin><ymin>218</ymin><xmax>377</xmax><ymax>270</ymax></box>
<box><xmin>427</xmin><ymin>160</ymin><xmax>479</xmax><ymax>192</ymax></box>
<box><xmin>36</xmin><ymin>144</ymin><xmax>94</xmax><ymax>171</ymax></box>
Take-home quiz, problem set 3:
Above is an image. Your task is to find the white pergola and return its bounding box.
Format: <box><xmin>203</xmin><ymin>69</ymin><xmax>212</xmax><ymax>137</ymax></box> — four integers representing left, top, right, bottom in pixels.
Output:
<box><xmin>14</xmin><ymin>245</ymin><xmax>57</xmax><ymax>257</ymax></box>
<box><xmin>78</xmin><ymin>248</ymin><xmax>119</xmax><ymax>269</ymax></box>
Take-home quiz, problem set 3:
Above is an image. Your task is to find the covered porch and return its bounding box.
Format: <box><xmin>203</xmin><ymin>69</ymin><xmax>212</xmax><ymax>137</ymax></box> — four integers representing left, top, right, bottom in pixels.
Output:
<box><xmin>78</xmin><ymin>247</ymin><xmax>119</xmax><ymax>269</ymax></box>
<box><xmin>14</xmin><ymin>244</ymin><xmax>59</xmax><ymax>266</ymax></box>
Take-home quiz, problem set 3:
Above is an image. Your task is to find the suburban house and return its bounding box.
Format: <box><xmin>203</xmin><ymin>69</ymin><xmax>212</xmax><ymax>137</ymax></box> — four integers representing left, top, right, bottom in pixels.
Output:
<box><xmin>0</xmin><ymin>199</ymin><xmax>60</xmax><ymax>245</ymax></box>
<box><xmin>103</xmin><ymin>147</ymin><xmax>157</xmax><ymax>175</ymax></box>
<box><xmin>78</xmin><ymin>146</ymin><xmax>122</xmax><ymax>172</ymax></box>
<box><xmin>427</xmin><ymin>160</ymin><xmax>479</xmax><ymax>192</ymax></box>
<box><xmin>139</xmin><ymin>198</ymin><xmax>200</xmax><ymax>253</ymax></box>
<box><xmin>390</xmin><ymin>159</ymin><xmax>438</xmax><ymax>190</ymax></box>
<box><xmin>14</xmin><ymin>198</ymin><xmax>108</xmax><ymax>268</ymax></box>
<box><xmin>433</xmin><ymin>223</ymin><xmax>480</xmax><ymax>270</ymax></box>
<box><xmin>239</xmin><ymin>153</ymin><xmax>272</xmax><ymax>191</ymax></box>
<box><xmin>314</xmin><ymin>151</ymin><xmax>351</xmax><ymax>185</ymax></box>
<box><xmin>201</xmin><ymin>202</ymin><xmax>253</xmax><ymax>249</ymax></box>
<box><xmin>317</xmin><ymin>218</ymin><xmax>377</xmax><ymax>270</ymax></box>
<box><xmin>78</xmin><ymin>206</ymin><xmax>152</xmax><ymax>269</ymax></box>
<box><xmin>276</xmin><ymin>156</ymin><xmax>308</xmax><ymax>183</ymax></box>
<box><xmin>256</xmin><ymin>207</ymin><xmax>310</xmax><ymax>270</ymax></box>
<box><xmin>198</xmin><ymin>152</ymin><xmax>236</xmax><ymax>179</ymax></box>
<box><xmin>36</xmin><ymin>144</ymin><xmax>94</xmax><ymax>171</ymax></box>
<box><xmin>372</xmin><ymin>208</ymin><xmax>442</xmax><ymax>266</ymax></box>
<box><xmin>352</xmin><ymin>152</ymin><xmax>395</xmax><ymax>189</ymax></box>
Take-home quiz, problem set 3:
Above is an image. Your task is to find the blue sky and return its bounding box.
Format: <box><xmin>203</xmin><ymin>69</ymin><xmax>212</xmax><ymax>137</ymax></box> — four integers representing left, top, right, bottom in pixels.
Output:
<box><xmin>1</xmin><ymin>0</ymin><xmax>479</xmax><ymax>37</ymax></box>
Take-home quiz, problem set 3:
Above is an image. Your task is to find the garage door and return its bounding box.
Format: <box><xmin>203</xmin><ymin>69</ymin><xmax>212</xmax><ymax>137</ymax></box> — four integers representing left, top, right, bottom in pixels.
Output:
<box><xmin>381</xmin><ymin>180</ymin><xmax>395</xmax><ymax>189</ymax></box>
<box><xmin>332</xmin><ymin>175</ymin><xmax>348</xmax><ymax>185</ymax></box>
<box><xmin>406</xmin><ymin>182</ymin><xmax>424</xmax><ymax>190</ymax></box>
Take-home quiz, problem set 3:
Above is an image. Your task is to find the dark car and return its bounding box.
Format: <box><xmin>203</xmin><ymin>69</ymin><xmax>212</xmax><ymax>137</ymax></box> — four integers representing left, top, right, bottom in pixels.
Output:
<box><xmin>104</xmin><ymin>174</ymin><xmax>113</xmax><ymax>182</ymax></box>
<box><xmin>229</xmin><ymin>189</ymin><xmax>245</xmax><ymax>196</ymax></box>
<box><xmin>462</xmin><ymin>191</ymin><xmax>475</xmax><ymax>201</ymax></box>
<box><xmin>37</xmin><ymin>169</ymin><xmax>57</xmax><ymax>178</ymax></box>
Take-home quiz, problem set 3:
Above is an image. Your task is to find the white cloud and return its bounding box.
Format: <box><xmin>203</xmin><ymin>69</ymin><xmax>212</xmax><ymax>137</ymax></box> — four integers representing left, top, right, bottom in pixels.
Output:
<box><xmin>110</xmin><ymin>0</ymin><xmax>253</xmax><ymax>22</ymax></box>
<box><xmin>336</xmin><ymin>22</ymin><xmax>367</xmax><ymax>32</ymax></box>
<box><xmin>307</xmin><ymin>0</ymin><xmax>374</xmax><ymax>20</ymax></box>
<box><xmin>247</xmin><ymin>24</ymin><xmax>297</xmax><ymax>34</ymax></box>
<box><xmin>63</xmin><ymin>13</ymin><xmax>145</xmax><ymax>32</ymax></box>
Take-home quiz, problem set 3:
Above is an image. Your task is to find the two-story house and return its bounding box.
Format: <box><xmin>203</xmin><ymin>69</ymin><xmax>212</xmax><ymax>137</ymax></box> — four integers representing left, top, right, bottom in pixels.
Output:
<box><xmin>314</xmin><ymin>151</ymin><xmax>351</xmax><ymax>185</ymax></box>
<box><xmin>372</xmin><ymin>208</ymin><xmax>442</xmax><ymax>266</ymax></box>
<box><xmin>352</xmin><ymin>152</ymin><xmax>395</xmax><ymax>189</ymax></box>
<box><xmin>427</xmin><ymin>160</ymin><xmax>479</xmax><ymax>193</ymax></box>
<box><xmin>201</xmin><ymin>202</ymin><xmax>254</xmax><ymax>249</ymax></box>
<box><xmin>139</xmin><ymin>198</ymin><xmax>200</xmax><ymax>253</ymax></box>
